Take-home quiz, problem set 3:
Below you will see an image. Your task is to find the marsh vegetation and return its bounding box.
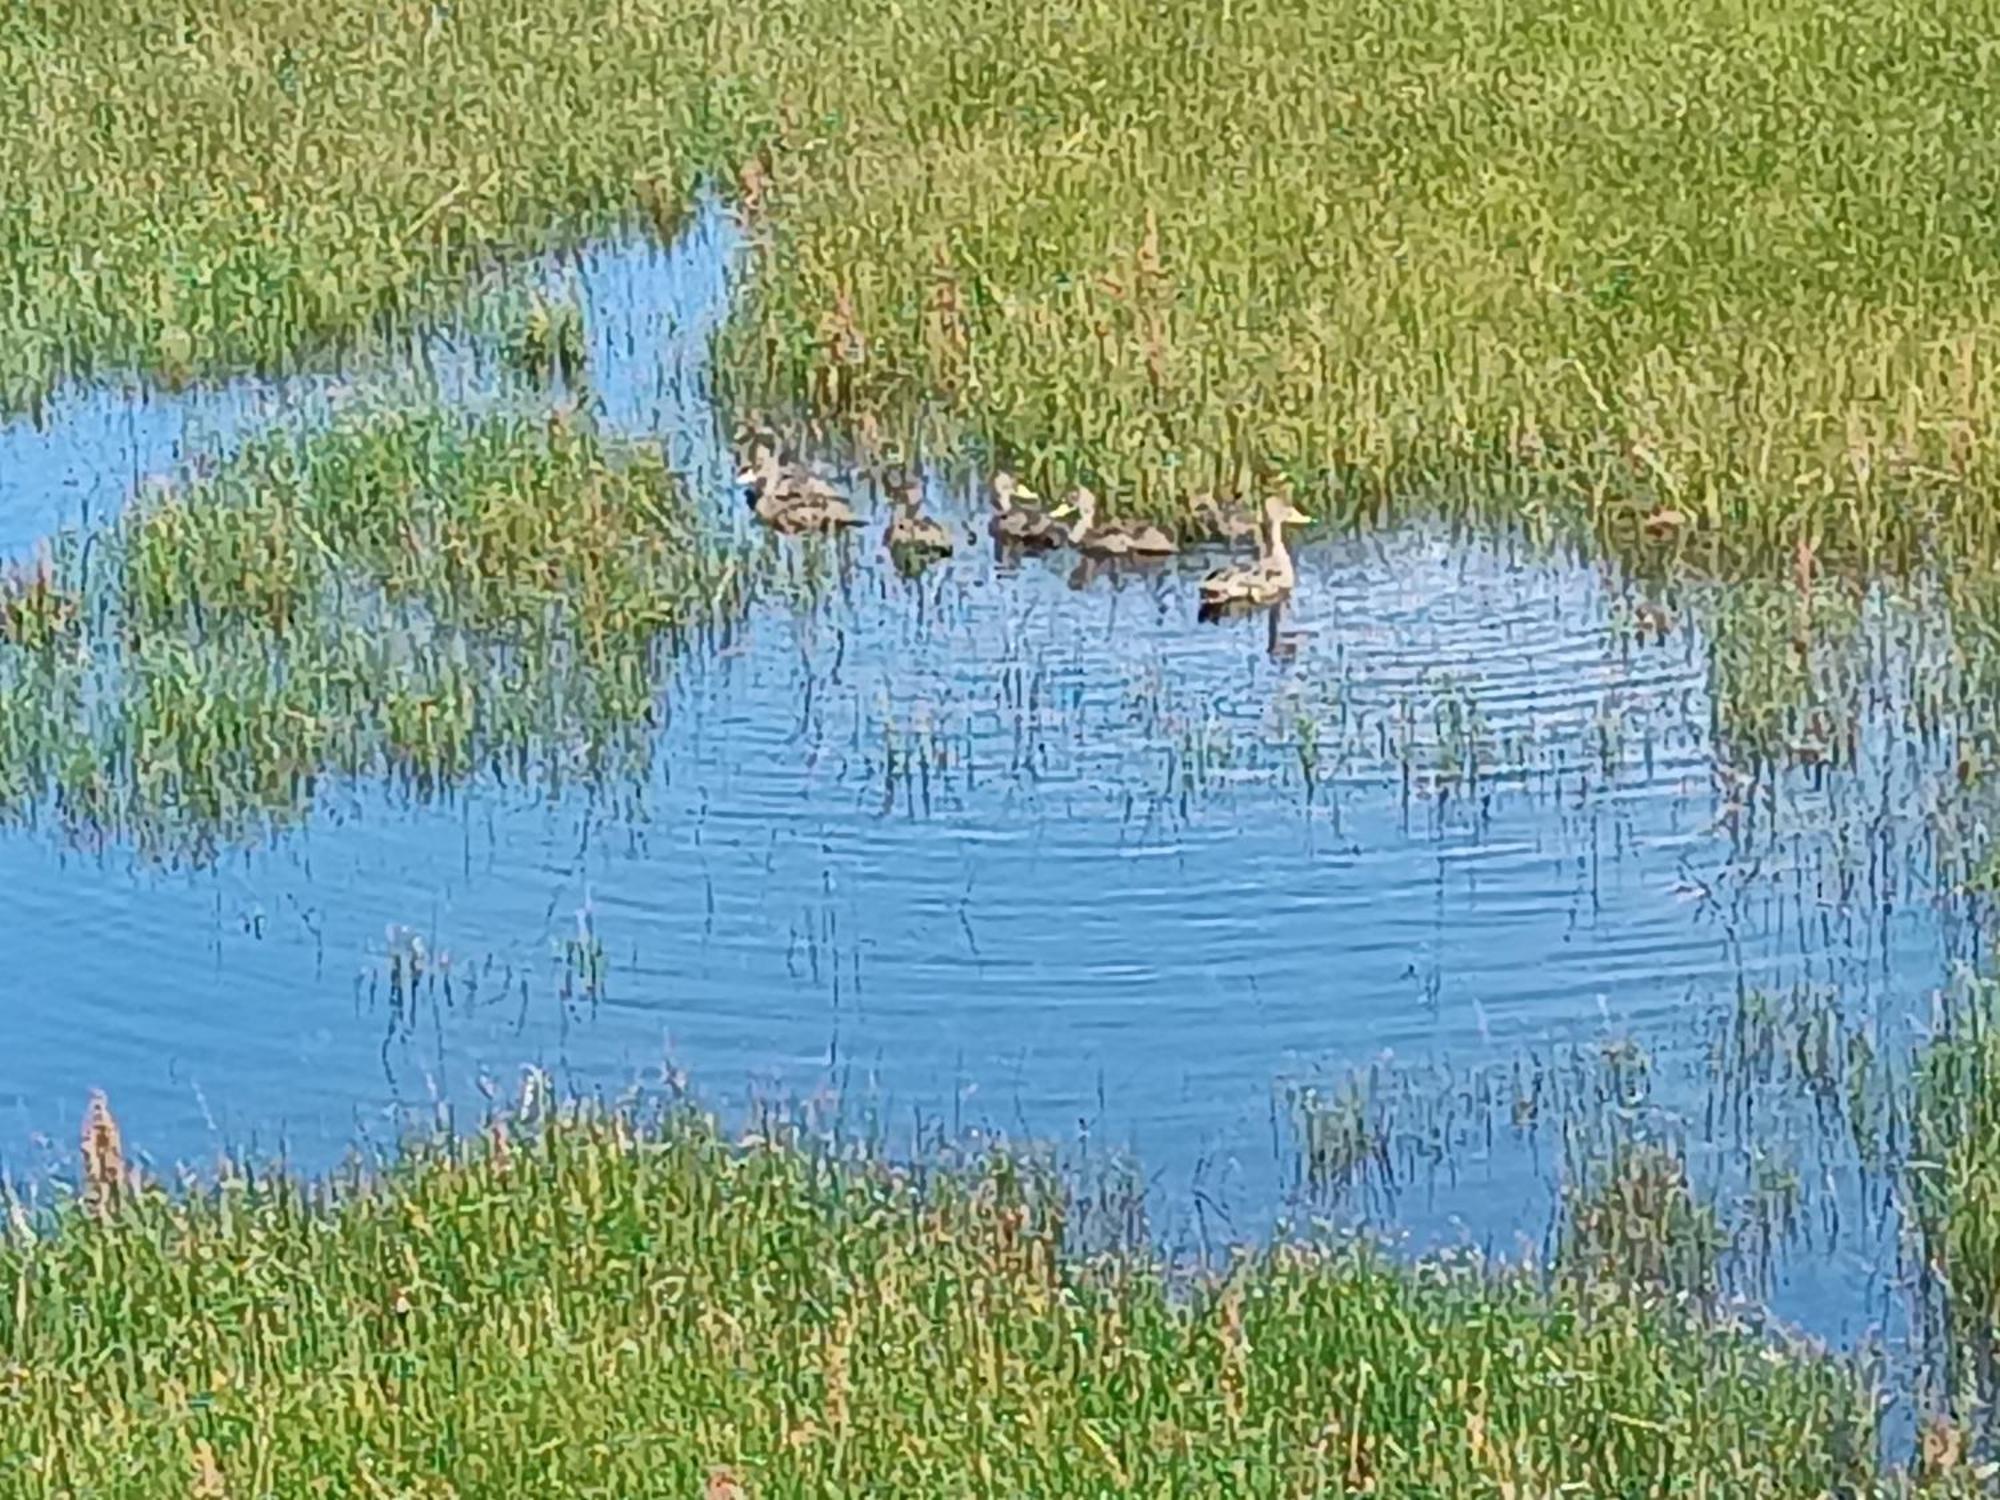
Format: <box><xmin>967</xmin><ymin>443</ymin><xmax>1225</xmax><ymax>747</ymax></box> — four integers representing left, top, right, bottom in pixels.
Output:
<box><xmin>10</xmin><ymin>0</ymin><xmax>2000</xmax><ymax>580</ymax></box>
<box><xmin>0</xmin><ymin>407</ymin><xmax>745</xmax><ymax>854</ymax></box>
<box><xmin>9</xmin><ymin>0</ymin><xmax>2000</xmax><ymax>1487</ymax></box>
<box><xmin>0</xmin><ymin>1098</ymin><xmax>1915</xmax><ymax>1496</ymax></box>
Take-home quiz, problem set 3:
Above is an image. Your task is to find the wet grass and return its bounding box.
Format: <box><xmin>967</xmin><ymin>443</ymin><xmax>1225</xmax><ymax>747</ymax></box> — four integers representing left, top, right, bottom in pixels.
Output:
<box><xmin>1279</xmin><ymin>986</ymin><xmax>1904</xmax><ymax>1306</ymax></box>
<box><xmin>503</xmin><ymin>288</ymin><xmax>591</xmax><ymax>391</ymax></box>
<box><xmin>0</xmin><ymin>1097</ymin><xmax>1905</xmax><ymax>1496</ymax></box>
<box><xmin>1273</xmin><ymin>972</ymin><xmax>2000</xmax><ymax>1462</ymax></box>
<box><xmin>366</xmin><ymin>903</ymin><xmax>612</xmax><ymax>1050</ymax></box>
<box><xmin>0</xmin><ymin>405</ymin><xmax>746</xmax><ymax>855</ymax></box>
<box><xmin>1559</xmin><ymin>1141</ymin><xmax>1729</xmax><ymax>1305</ymax></box>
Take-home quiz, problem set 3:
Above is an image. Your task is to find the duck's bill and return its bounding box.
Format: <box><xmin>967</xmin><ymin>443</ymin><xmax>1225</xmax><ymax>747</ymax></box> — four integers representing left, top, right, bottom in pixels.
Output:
<box><xmin>1282</xmin><ymin>506</ymin><xmax>1313</xmax><ymax>524</ymax></box>
<box><xmin>733</xmin><ymin>467</ymin><xmax>757</xmax><ymax>487</ymax></box>
<box><xmin>1048</xmin><ymin>501</ymin><xmax>1079</xmax><ymax>520</ymax></box>
<box><xmin>1015</xmin><ymin>483</ymin><xmax>1041</xmax><ymax>502</ymax></box>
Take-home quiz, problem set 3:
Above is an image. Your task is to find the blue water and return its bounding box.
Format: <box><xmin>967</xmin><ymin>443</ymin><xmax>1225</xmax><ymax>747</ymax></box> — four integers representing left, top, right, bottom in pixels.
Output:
<box><xmin>0</xmin><ymin>201</ymin><xmax>1971</xmax><ymax>1347</ymax></box>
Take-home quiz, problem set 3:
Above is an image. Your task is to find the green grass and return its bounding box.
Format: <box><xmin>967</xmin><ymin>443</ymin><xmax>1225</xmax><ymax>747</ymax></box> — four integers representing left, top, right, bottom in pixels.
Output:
<box><xmin>1911</xmin><ymin>981</ymin><xmax>2000</xmax><ymax>1423</ymax></box>
<box><xmin>0</xmin><ymin>405</ymin><xmax>746</xmax><ymax>854</ymax></box>
<box><xmin>11</xmin><ymin>0</ymin><xmax>2000</xmax><ymax>578</ymax></box>
<box><xmin>1559</xmin><ymin>1141</ymin><xmax>1729</xmax><ymax>1304</ymax></box>
<box><xmin>718</xmin><ymin>0</ymin><xmax>2000</xmax><ymax>576</ymax></box>
<box><xmin>12</xmin><ymin>5</ymin><xmax>2000</xmax><ymax>1485</ymax></box>
<box><xmin>0</xmin><ymin>1100</ymin><xmax>1908</xmax><ymax>1496</ymax></box>
<box><xmin>0</xmin><ymin>0</ymin><xmax>742</xmax><ymax>410</ymax></box>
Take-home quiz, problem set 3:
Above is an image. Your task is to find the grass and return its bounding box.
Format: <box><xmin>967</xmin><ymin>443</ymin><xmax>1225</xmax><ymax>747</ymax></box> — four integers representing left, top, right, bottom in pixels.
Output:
<box><xmin>0</xmin><ymin>0</ymin><xmax>738</xmax><ymax>412</ymax></box>
<box><xmin>713</xmin><ymin>0</ymin><xmax>2000</xmax><ymax>576</ymax></box>
<box><xmin>1559</xmin><ymin>1141</ymin><xmax>1729</xmax><ymax>1305</ymax></box>
<box><xmin>504</xmin><ymin>288</ymin><xmax>591</xmax><ymax>390</ymax></box>
<box><xmin>0</xmin><ymin>404</ymin><xmax>746</xmax><ymax>855</ymax></box>
<box><xmin>0</xmin><ymin>1097</ymin><xmax>1908</xmax><ymax>1497</ymax></box>
<box><xmin>1911</xmin><ymin>981</ymin><xmax>2000</xmax><ymax>1425</ymax></box>
<box><xmin>10</xmin><ymin>1</ymin><xmax>2000</xmax><ymax>1484</ymax></box>
<box><xmin>11</xmin><ymin>0</ymin><xmax>2000</xmax><ymax>581</ymax></box>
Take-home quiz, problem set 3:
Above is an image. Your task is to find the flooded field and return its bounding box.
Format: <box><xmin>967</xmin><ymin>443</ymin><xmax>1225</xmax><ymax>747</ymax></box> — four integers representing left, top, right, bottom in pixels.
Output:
<box><xmin>0</xmin><ymin>202</ymin><xmax>1990</xmax><ymax>1377</ymax></box>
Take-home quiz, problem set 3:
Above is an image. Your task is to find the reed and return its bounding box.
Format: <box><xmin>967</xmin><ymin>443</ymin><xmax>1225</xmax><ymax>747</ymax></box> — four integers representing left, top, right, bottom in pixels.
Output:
<box><xmin>0</xmin><ymin>1095</ymin><xmax>1894</xmax><ymax>1496</ymax></box>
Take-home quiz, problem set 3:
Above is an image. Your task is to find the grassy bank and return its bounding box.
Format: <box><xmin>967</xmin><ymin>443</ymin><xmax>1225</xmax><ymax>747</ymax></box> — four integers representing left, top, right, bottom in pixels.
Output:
<box><xmin>717</xmin><ymin>0</ymin><xmax>2000</xmax><ymax>575</ymax></box>
<box><xmin>0</xmin><ymin>1101</ymin><xmax>1905</xmax><ymax>1496</ymax></box>
<box><xmin>0</xmin><ymin>0</ymin><xmax>739</xmax><ymax>410</ymax></box>
<box><xmin>0</xmin><ymin>405</ymin><xmax>746</xmax><ymax>854</ymax></box>
<box><xmin>12</xmin><ymin>0</ymin><xmax>2000</xmax><ymax>576</ymax></box>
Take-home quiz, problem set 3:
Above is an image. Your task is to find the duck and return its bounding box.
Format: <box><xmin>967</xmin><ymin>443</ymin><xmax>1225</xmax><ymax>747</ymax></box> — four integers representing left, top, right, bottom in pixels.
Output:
<box><xmin>1063</xmin><ymin>487</ymin><xmax>1177</xmax><ymax>558</ymax></box>
<box><xmin>882</xmin><ymin>465</ymin><xmax>954</xmax><ymax>563</ymax></box>
<box><xmin>988</xmin><ymin>471</ymin><xmax>1073</xmax><ymax>549</ymax></box>
<box><xmin>737</xmin><ymin>437</ymin><xmax>858</xmax><ymax>533</ymax></box>
<box><xmin>1190</xmin><ymin>492</ymin><xmax>1260</xmax><ymax>547</ymax></box>
<box><xmin>1198</xmin><ymin>494</ymin><xmax>1312</xmax><ymax>613</ymax></box>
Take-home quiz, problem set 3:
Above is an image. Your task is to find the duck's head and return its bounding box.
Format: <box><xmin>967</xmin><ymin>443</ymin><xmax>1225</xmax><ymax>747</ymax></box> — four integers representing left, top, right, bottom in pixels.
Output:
<box><xmin>991</xmin><ymin>470</ymin><xmax>1039</xmax><ymax>513</ymax></box>
<box><xmin>735</xmin><ymin>440</ymin><xmax>780</xmax><ymax>501</ymax></box>
<box><xmin>1263</xmin><ymin>493</ymin><xmax>1312</xmax><ymax>529</ymax></box>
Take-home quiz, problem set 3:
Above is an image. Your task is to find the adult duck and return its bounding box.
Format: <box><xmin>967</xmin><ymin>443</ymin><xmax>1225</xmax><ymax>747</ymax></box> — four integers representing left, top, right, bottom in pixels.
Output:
<box><xmin>1198</xmin><ymin>494</ymin><xmax>1311</xmax><ymax>613</ymax></box>
<box><xmin>988</xmin><ymin>471</ymin><xmax>1072</xmax><ymax>549</ymax></box>
<box><xmin>1063</xmin><ymin>487</ymin><xmax>1177</xmax><ymax>558</ymax></box>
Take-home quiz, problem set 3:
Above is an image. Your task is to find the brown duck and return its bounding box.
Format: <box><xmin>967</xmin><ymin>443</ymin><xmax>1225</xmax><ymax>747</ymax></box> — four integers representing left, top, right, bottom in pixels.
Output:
<box><xmin>737</xmin><ymin>438</ymin><xmax>859</xmax><ymax>534</ymax></box>
<box><xmin>988</xmin><ymin>471</ymin><xmax>1073</xmax><ymax>548</ymax></box>
<box><xmin>882</xmin><ymin>465</ymin><xmax>954</xmax><ymax>563</ymax></box>
<box><xmin>1063</xmin><ymin>487</ymin><xmax>1177</xmax><ymax>558</ymax></box>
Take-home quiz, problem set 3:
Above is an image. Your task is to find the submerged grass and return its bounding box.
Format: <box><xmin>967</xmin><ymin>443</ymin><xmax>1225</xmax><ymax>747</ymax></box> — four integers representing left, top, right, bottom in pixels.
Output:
<box><xmin>0</xmin><ymin>1099</ymin><xmax>1898</xmax><ymax>1496</ymax></box>
<box><xmin>0</xmin><ymin>405</ymin><xmax>746</xmax><ymax>854</ymax></box>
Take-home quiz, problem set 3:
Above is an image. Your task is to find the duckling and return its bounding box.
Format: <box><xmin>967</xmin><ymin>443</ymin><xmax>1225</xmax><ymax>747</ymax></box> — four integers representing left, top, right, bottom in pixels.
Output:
<box><xmin>988</xmin><ymin>471</ymin><xmax>1072</xmax><ymax>549</ymax></box>
<box><xmin>1190</xmin><ymin>492</ymin><xmax>1259</xmax><ymax>547</ymax></box>
<box><xmin>737</xmin><ymin>439</ymin><xmax>858</xmax><ymax>534</ymax></box>
<box><xmin>1063</xmin><ymin>487</ymin><xmax>1177</xmax><ymax>558</ymax></box>
<box><xmin>1198</xmin><ymin>494</ymin><xmax>1312</xmax><ymax>614</ymax></box>
<box><xmin>882</xmin><ymin>465</ymin><xmax>954</xmax><ymax>564</ymax></box>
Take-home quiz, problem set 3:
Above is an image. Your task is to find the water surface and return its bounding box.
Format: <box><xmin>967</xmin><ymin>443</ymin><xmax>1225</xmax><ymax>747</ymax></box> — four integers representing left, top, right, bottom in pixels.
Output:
<box><xmin>0</xmin><ymin>203</ymin><xmax>1973</xmax><ymax>1350</ymax></box>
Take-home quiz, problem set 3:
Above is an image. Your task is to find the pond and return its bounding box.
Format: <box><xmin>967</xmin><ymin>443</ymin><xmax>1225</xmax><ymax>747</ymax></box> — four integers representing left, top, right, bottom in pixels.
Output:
<box><xmin>0</xmin><ymin>199</ymin><xmax>1974</xmax><ymax>1354</ymax></box>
